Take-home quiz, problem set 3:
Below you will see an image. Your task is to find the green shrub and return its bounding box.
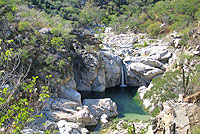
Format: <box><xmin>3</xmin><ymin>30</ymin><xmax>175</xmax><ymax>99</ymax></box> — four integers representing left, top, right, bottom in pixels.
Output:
<box><xmin>0</xmin><ymin>75</ymin><xmax>50</xmax><ymax>133</ymax></box>
<box><xmin>139</xmin><ymin>19</ymin><xmax>153</xmax><ymax>32</ymax></box>
<box><xmin>51</xmin><ymin>37</ymin><xmax>64</xmax><ymax>49</ymax></box>
<box><xmin>147</xmin><ymin>22</ymin><xmax>162</xmax><ymax>38</ymax></box>
<box><xmin>132</xmin><ymin>41</ymin><xmax>148</xmax><ymax>49</ymax></box>
<box><xmin>18</xmin><ymin>21</ymin><xmax>31</xmax><ymax>31</ymax></box>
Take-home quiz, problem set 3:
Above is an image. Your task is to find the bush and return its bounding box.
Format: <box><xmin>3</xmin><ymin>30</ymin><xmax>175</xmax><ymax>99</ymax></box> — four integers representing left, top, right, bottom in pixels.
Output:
<box><xmin>17</xmin><ymin>21</ymin><xmax>31</xmax><ymax>31</ymax></box>
<box><xmin>147</xmin><ymin>22</ymin><xmax>162</xmax><ymax>38</ymax></box>
<box><xmin>139</xmin><ymin>19</ymin><xmax>153</xmax><ymax>32</ymax></box>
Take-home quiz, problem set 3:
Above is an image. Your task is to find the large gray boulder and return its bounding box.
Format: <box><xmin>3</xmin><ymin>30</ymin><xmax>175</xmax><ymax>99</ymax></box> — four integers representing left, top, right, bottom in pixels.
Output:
<box><xmin>126</xmin><ymin>62</ymin><xmax>164</xmax><ymax>86</ymax></box>
<box><xmin>124</xmin><ymin>56</ymin><xmax>166</xmax><ymax>86</ymax></box>
<box><xmin>83</xmin><ymin>98</ymin><xmax>118</xmax><ymax>119</ymax></box>
<box><xmin>59</xmin><ymin>86</ymin><xmax>81</xmax><ymax>103</ymax></box>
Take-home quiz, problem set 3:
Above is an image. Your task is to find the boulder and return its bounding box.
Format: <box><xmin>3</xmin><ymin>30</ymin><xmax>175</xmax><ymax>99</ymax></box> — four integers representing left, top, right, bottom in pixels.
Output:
<box><xmin>124</xmin><ymin>57</ymin><xmax>165</xmax><ymax>70</ymax></box>
<box><xmin>100</xmin><ymin>114</ymin><xmax>108</xmax><ymax>124</ymax></box>
<box><xmin>74</xmin><ymin>106</ymin><xmax>97</xmax><ymax>126</ymax></box>
<box><xmin>38</xmin><ymin>28</ymin><xmax>51</xmax><ymax>34</ymax></box>
<box><xmin>59</xmin><ymin>86</ymin><xmax>81</xmax><ymax>103</ymax></box>
<box><xmin>75</xmin><ymin>51</ymin><xmax>106</xmax><ymax>92</ymax></box>
<box><xmin>57</xmin><ymin>120</ymin><xmax>89</xmax><ymax>134</ymax></box>
<box><xmin>83</xmin><ymin>98</ymin><xmax>118</xmax><ymax>118</ymax></box>
<box><xmin>126</xmin><ymin>62</ymin><xmax>163</xmax><ymax>86</ymax></box>
<box><xmin>51</xmin><ymin>98</ymin><xmax>80</xmax><ymax>113</ymax></box>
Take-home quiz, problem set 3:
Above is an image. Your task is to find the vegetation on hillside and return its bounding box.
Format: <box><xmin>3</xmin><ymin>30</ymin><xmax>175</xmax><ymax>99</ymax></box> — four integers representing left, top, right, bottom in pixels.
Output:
<box><xmin>143</xmin><ymin>53</ymin><xmax>200</xmax><ymax>116</ymax></box>
<box><xmin>0</xmin><ymin>0</ymin><xmax>75</xmax><ymax>132</ymax></box>
<box><xmin>24</xmin><ymin>0</ymin><xmax>200</xmax><ymax>38</ymax></box>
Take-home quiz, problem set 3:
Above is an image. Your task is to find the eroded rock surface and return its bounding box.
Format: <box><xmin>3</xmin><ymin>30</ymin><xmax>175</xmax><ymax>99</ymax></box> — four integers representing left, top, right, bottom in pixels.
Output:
<box><xmin>148</xmin><ymin>101</ymin><xmax>200</xmax><ymax>134</ymax></box>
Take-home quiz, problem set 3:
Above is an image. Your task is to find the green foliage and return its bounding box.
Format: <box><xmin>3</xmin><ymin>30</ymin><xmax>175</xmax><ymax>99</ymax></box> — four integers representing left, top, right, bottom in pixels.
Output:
<box><xmin>18</xmin><ymin>21</ymin><xmax>31</xmax><ymax>31</ymax></box>
<box><xmin>51</xmin><ymin>37</ymin><xmax>64</xmax><ymax>49</ymax></box>
<box><xmin>139</xmin><ymin>19</ymin><xmax>153</xmax><ymax>32</ymax></box>
<box><xmin>79</xmin><ymin>1</ymin><xmax>106</xmax><ymax>26</ymax></box>
<box><xmin>144</xmin><ymin>70</ymin><xmax>180</xmax><ymax>103</ymax></box>
<box><xmin>147</xmin><ymin>22</ymin><xmax>162</xmax><ymax>38</ymax></box>
<box><xmin>58</xmin><ymin>60</ymin><xmax>65</xmax><ymax>72</ymax></box>
<box><xmin>0</xmin><ymin>76</ymin><xmax>50</xmax><ymax>133</ymax></box>
<box><xmin>179</xmin><ymin>28</ymin><xmax>191</xmax><ymax>46</ymax></box>
<box><xmin>20</xmin><ymin>0</ymin><xmax>200</xmax><ymax>36</ymax></box>
<box><xmin>192</xmin><ymin>125</ymin><xmax>200</xmax><ymax>134</ymax></box>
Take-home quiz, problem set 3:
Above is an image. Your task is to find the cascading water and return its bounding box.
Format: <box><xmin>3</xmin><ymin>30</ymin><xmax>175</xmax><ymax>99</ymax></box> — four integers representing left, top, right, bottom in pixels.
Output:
<box><xmin>120</xmin><ymin>61</ymin><xmax>127</xmax><ymax>87</ymax></box>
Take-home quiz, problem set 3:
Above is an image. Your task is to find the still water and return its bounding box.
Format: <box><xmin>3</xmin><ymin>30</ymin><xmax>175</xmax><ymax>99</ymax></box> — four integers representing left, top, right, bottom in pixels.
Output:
<box><xmin>80</xmin><ymin>86</ymin><xmax>151</xmax><ymax>132</ymax></box>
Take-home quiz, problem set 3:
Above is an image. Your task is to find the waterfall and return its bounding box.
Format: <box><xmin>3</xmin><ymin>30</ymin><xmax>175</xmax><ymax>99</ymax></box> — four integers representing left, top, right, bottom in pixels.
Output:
<box><xmin>120</xmin><ymin>62</ymin><xmax>127</xmax><ymax>87</ymax></box>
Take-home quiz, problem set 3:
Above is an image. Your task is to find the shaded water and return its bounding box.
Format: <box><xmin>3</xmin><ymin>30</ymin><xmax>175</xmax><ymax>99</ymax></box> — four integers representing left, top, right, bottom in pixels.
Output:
<box><xmin>80</xmin><ymin>86</ymin><xmax>151</xmax><ymax>132</ymax></box>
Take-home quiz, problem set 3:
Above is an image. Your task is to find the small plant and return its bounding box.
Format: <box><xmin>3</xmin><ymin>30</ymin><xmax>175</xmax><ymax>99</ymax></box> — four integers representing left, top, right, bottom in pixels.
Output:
<box><xmin>148</xmin><ymin>40</ymin><xmax>155</xmax><ymax>43</ymax></box>
<box><xmin>58</xmin><ymin>60</ymin><xmax>65</xmax><ymax>72</ymax></box>
<box><xmin>132</xmin><ymin>42</ymin><xmax>148</xmax><ymax>49</ymax></box>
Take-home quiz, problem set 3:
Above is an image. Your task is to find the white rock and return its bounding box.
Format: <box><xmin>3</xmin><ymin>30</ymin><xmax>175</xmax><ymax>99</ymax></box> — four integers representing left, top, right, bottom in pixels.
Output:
<box><xmin>57</xmin><ymin>120</ymin><xmax>88</xmax><ymax>134</ymax></box>
<box><xmin>100</xmin><ymin>114</ymin><xmax>109</xmax><ymax>124</ymax></box>
<box><xmin>127</xmin><ymin>62</ymin><xmax>163</xmax><ymax>81</ymax></box>
<box><xmin>83</xmin><ymin>98</ymin><xmax>118</xmax><ymax>118</ymax></box>
<box><xmin>38</xmin><ymin>28</ymin><xmax>51</xmax><ymax>34</ymax></box>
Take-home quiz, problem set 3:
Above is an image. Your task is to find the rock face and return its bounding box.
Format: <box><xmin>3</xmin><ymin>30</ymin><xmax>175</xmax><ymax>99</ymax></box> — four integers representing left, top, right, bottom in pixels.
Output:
<box><xmin>74</xmin><ymin>51</ymin><xmax>106</xmax><ymax>92</ymax></box>
<box><xmin>83</xmin><ymin>98</ymin><xmax>118</xmax><ymax>118</ymax></box>
<box><xmin>100</xmin><ymin>51</ymin><xmax>122</xmax><ymax>88</ymax></box>
<box><xmin>148</xmin><ymin>101</ymin><xmax>200</xmax><ymax>134</ymax></box>
<box><xmin>137</xmin><ymin>84</ymin><xmax>158</xmax><ymax>112</ymax></box>
<box><xmin>74</xmin><ymin>50</ymin><xmax>122</xmax><ymax>92</ymax></box>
